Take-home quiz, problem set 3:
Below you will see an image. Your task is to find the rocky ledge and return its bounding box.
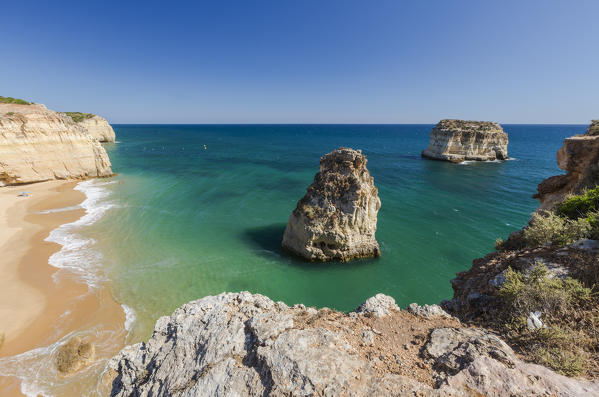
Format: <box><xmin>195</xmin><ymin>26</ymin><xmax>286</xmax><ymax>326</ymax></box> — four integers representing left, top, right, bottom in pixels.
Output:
<box><xmin>106</xmin><ymin>292</ymin><xmax>599</xmax><ymax>396</ymax></box>
<box><xmin>422</xmin><ymin>119</ymin><xmax>509</xmax><ymax>163</ymax></box>
<box><xmin>0</xmin><ymin>103</ymin><xmax>112</xmax><ymax>186</ymax></box>
<box><xmin>65</xmin><ymin>112</ymin><xmax>116</xmax><ymax>143</ymax></box>
<box><xmin>282</xmin><ymin>148</ymin><xmax>381</xmax><ymax>261</ymax></box>
<box><xmin>534</xmin><ymin>120</ymin><xmax>599</xmax><ymax>210</ymax></box>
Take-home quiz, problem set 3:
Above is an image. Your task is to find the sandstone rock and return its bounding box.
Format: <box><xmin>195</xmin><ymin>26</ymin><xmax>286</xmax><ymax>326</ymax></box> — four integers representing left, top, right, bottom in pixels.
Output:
<box><xmin>422</xmin><ymin>119</ymin><xmax>508</xmax><ymax>163</ymax></box>
<box><xmin>282</xmin><ymin>147</ymin><xmax>381</xmax><ymax>261</ymax></box>
<box><xmin>75</xmin><ymin>114</ymin><xmax>116</xmax><ymax>143</ymax></box>
<box><xmin>534</xmin><ymin>123</ymin><xmax>599</xmax><ymax>210</ymax></box>
<box><xmin>0</xmin><ymin>103</ymin><xmax>112</xmax><ymax>186</ymax></box>
<box><xmin>55</xmin><ymin>337</ymin><xmax>95</xmax><ymax>374</ymax></box>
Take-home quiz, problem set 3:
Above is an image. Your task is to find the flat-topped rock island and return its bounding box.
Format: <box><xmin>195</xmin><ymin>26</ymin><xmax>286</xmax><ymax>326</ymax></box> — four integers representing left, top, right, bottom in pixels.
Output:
<box><xmin>422</xmin><ymin>119</ymin><xmax>509</xmax><ymax>163</ymax></box>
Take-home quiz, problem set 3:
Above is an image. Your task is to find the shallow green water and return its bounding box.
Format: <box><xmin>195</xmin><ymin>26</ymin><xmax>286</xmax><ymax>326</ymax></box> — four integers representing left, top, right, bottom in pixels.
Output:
<box><xmin>83</xmin><ymin>124</ymin><xmax>583</xmax><ymax>340</ymax></box>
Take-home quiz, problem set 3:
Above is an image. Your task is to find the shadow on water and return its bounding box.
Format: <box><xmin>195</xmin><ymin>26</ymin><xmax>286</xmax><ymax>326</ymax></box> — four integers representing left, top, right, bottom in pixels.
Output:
<box><xmin>240</xmin><ymin>223</ymin><xmax>379</xmax><ymax>270</ymax></box>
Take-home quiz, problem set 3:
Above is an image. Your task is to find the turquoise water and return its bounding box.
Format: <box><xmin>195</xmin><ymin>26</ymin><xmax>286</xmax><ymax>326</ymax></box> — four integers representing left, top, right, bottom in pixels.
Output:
<box><xmin>88</xmin><ymin>124</ymin><xmax>584</xmax><ymax>340</ymax></box>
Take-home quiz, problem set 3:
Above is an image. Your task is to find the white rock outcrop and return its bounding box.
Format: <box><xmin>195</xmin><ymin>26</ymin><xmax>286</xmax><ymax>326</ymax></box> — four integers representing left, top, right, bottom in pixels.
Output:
<box><xmin>0</xmin><ymin>103</ymin><xmax>112</xmax><ymax>186</ymax></box>
<box><xmin>106</xmin><ymin>292</ymin><xmax>599</xmax><ymax>396</ymax></box>
<box><xmin>282</xmin><ymin>148</ymin><xmax>381</xmax><ymax>261</ymax></box>
<box><xmin>422</xmin><ymin>119</ymin><xmax>509</xmax><ymax>163</ymax></box>
<box><xmin>76</xmin><ymin>115</ymin><xmax>116</xmax><ymax>143</ymax></box>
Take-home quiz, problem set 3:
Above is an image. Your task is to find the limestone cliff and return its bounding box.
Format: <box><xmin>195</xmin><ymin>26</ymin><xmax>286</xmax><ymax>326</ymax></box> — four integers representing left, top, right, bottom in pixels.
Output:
<box><xmin>282</xmin><ymin>148</ymin><xmax>381</xmax><ymax>261</ymax></box>
<box><xmin>106</xmin><ymin>292</ymin><xmax>599</xmax><ymax>396</ymax></box>
<box><xmin>422</xmin><ymin>119</ymin><xmax>509</xmax><ymax>163</ymax></box>
<box><xmin>534</xmin><ymin>121</ymin><xmax>599</xmax><ymax>210</ymax></box>
<box><xmin>66</xmin><ymin>113</ymin><xmax>116</xmax><ymax>143</ymax></box>
<box><xmin>0</xmin><ymin>103</ymin><xmax>112</xmax><ymax>186</ymax></box>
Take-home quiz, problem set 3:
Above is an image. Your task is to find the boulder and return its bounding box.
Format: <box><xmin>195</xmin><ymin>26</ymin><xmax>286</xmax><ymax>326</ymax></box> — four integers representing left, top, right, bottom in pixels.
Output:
<box><xmin>282</xmin><ymin>147</ymin><xmax>381</xmax><ymax>261</ymax></box>
<box><xmin>55</xmin><ymin>337</ymin><xmax>95</xmax><ymax>374</ymax></box>
<box><xmin>422</xmin><ymin>119</ymin><xmax>508</xmax><ymax>163</ymax></box>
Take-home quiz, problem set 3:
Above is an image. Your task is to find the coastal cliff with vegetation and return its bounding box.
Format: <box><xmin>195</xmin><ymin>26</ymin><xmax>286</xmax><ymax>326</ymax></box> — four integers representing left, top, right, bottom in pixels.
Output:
<box><xmin>0</xmin><ymin>99</ymin><xmax>113</xmax><ymax>186</ymax></box>
<box><xmin>65</xmin><ymin>112</ymin><xmax>116</xmax><ymax>143</ymax></box>
<box><xmin>422</xmin><ymin>119</ymin><xmax>509</xmax><ymax>163</ymax></box>
<box><xmin>106</xmin><ymin>123</ymin><xmax>599</xmax><ymax>396</ymax></box>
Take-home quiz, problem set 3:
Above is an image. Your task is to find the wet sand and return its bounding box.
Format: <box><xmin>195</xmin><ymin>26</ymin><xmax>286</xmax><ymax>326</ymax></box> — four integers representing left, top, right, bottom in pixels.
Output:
<box><xmin>0</xmin><ymin>181</ymin><xmax>126</xmax><ymax>396</ymax></box>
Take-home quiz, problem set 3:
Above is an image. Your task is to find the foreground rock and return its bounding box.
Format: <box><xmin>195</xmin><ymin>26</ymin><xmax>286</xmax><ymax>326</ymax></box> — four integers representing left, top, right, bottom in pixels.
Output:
<box><xmin>106</xmin><ymin>292</ymin><xmax>599</xmax><ymax>396</ymax></box>
<box><xmin>282</xmin><ymin>148</ymin><xmax>381</xmax><ymax>261</ymax></box>
<box><xmin>422</xmin><ymin>119</ymin><xmax>509</xmax><ymax>163</ymax></box>
<box><xmin>0</xmin><ymin>103</ymin><xmax>112</xmax><ymax>186</ymax></box>
<box><xmin>66</xmin><ymin>112</ymin><xmax>116</xmax><ymax>143</ymax></box>
<box><xmin>55</xmin><ymin>337</ymin><xmax>95</xmax><ymax>374</ymax></box>
<box><xmin>534</xmin><ymin>120</ymin><xmax>599</xmax><ymax>210</ymax></box>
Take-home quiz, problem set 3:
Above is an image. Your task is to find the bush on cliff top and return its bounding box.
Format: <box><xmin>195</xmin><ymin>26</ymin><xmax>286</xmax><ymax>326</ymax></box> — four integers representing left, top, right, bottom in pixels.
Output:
<box><xmin>498</xmin><ymin>263</ymin><xmax>595</xmax><ymax>376</ymax></box>
<box><xmin>64</xmin><ymin>112</ymin><xmax>95</xmax><ymax>123</ymax></box>
<box><xmin>523</xmin><ymin>212</ymin><xmax>591</xmax><ymax>248</ymax></box>
<box><xmin>0</xmin><ymin>96</ymin><xmax>30</xmax><ymax>105</ymax></box>
<box><xmin>556</xmin><ymin>187</ymin><xmax>599</xmax><ymax>219</ymax></box>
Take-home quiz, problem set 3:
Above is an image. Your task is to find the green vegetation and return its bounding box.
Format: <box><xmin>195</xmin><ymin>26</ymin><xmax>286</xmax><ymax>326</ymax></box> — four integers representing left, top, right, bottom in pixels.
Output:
<box><xmin>556</xmin><ymin>187</ymin><xmax>599</xmax><ymax>219</ymax></box>
<box><xmin>64</xmin><ymin>112</ymin><xmax>95</xmax><ymax>123</ymax></box>
<box><xmin>6</xmin><ymin>112</ymin><xmax>14</xmax><ymax>116</ymax></box>
<box><xmin>523</xmin><ymin>212</ymin><xmax>591</xmax><ymax>247</ymax></box>
<box><xmin>498</xmin><ymin>263</ymin><xmax>595</xmax><ymax>376</ymax></box>
<box><xmin>0</xmin><ymin>96</ymin><xmax>31</xmax><ymax>105</ymax></box>
<box><xmin>586</xmin><ymin>120</ymin><xmax>599</xmax><ymax>136</ymax></box>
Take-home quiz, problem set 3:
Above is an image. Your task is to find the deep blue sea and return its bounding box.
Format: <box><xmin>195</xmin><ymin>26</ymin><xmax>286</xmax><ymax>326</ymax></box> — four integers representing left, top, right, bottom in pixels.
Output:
<box><xmin>84</xmin><ymin>124</ymin><xmax>584</xmax><ymax>339</ymax></box>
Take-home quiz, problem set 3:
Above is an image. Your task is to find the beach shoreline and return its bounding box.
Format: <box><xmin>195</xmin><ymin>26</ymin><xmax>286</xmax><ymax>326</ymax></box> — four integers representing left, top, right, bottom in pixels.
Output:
<box><xmin>0</xmin><ymin>180</ymin><xmax>126</xmax><ymax>396</ymax></box>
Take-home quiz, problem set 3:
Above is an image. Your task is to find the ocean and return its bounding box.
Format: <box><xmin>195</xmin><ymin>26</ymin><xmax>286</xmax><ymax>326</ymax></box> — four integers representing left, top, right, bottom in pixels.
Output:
<box><xmin>96</xmin><ymin>124</ymin><xmax>582</xmax><ymax>340</ymax></box>
<box><xmin>0</xmin><ymin>124</ymin><xmax>586</xmax><ymax>395</ymax></box>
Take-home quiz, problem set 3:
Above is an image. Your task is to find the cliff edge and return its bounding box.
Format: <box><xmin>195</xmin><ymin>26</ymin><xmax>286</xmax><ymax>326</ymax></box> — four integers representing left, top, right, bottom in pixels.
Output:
<box><xmin>65</xmin><ymin>112</ymin><xmax>116</xmax><ymax>143</ymax></box>
<box><xmin>0</xmin><ymin>103</ymin><xmax>112</xmax><ymax>186</ymax></box>
<box><xmin>422</xmin><ymin>119</ymin><xmax>508</xmax><ymax>163</ymax></box>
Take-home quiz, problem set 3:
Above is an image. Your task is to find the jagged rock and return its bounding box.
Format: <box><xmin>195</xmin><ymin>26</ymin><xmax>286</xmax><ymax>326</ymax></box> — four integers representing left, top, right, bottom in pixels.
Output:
<box><xmin>55</xmin><ymin>337</ymin><xmax>95</xmax><ymax>374</ymax></box>
<box><xmin>0</xmin><ymin>103</ymin><xmax>112</xmax><ymax>186</ymax></box>
<box><xmin>422</xmin><ymin>119</ymin><xmax>508</xmax><ymax>163</ymax></box>
<box><xmin>282</xmin><ymin>147</ymin><xmax>381</xmax><ymax>261</ymax></box>
<box><xmin>107</xmin><ymin>292</ymin><xmax>599</xmax><ymax>396</ymax></box>
<box><xmin>353</xmin><ymin>293</ymin><xmax>399</xmax><ymax>317</ymax></box>
<box><xmin>427</xmin><ymin>327</ymin><xmax>599</xmax><ymax>396</ymax></box>
<box><xmin>407</xmin><ymin>303</ymin><xmax>452</xmax><ymax>319</ymax></box>
<box><xmin>534</xmin><ymin>121</ymin><xmax>599</xmax><ymax>210</ymax></box>
<box><xmin>106</xmin><ymin>292</ymin><xmax>429</xmax><ymax>396</ymax></box>
<box><xmin>75</xmin><ymin>114</ymin><xmax>116</xmax><ymax>143</ymax></box>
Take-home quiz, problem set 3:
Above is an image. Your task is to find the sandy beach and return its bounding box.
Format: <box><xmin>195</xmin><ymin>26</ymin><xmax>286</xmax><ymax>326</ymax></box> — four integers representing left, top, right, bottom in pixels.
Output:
<box><xmin>0</xmin><ymin>181</ymin><xmax>126</xmax><ymax>396</ymax></box>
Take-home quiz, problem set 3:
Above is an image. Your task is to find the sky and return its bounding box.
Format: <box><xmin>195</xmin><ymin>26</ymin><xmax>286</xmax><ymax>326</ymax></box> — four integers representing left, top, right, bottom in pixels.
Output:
<box><xmin>1</xmin><ymin>0</ymin><xmax>598</xmax><ymax>124</ymax></box>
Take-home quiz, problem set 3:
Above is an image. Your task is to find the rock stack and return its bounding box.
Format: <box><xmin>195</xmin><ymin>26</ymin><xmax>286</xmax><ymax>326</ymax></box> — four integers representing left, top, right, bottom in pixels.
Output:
<box><xmin>422</xmin><ymin>119</ymin><xmax>508</xmax><ymax>163</ymax></box>
<box><xmin>282</xmin><ymin>147</ymin><xmax>381</xmax><ymax>261</ymax></box>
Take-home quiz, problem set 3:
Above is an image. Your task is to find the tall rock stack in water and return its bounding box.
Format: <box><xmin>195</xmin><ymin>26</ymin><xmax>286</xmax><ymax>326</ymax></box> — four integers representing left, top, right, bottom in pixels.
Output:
<box><xmin>422</xmin><ymin>119</ymin><xmax>509</xmax><ymax>163</ymax></box>
<box><xmin>282</xmin><ymin>147</ymin><xmax>381</xmax><ymax>261</ymax></box>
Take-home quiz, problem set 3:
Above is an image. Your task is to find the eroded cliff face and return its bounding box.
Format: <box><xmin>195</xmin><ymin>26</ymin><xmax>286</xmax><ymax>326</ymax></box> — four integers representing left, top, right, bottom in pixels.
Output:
<box><xmin>0</xmin><ymin>103</ymin><xmax>112</xmax><ymax>186</ymax></box>
<box><xmin>282</xmin><ymin>147</ymin><xmax>381</xmax><ymax>261</ymax></box>
<box><xmin>76</xmin><ymin>115</ymin><xmax>116</xmax><ymax>143</ymax></box>
<box><xmin>106</xmin><ymin>292</ymin><xmax>599</xmax><ymax>396</ymax></box>
<box><xmin>422</xmin><ymin>119</ymin><xmax>509</xmax><ymax>163</ymax></box>
<box><xmin>534</xmin><ymin>122</ymin><xmax>599</xmax><ymax>210</ymax></box>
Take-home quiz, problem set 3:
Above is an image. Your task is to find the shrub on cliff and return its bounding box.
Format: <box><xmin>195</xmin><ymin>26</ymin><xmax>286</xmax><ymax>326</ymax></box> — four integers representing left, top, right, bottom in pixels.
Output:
<box><xmin>556</xmin><ymin>187</ymin><xmax>599</xmax><ymax>219</ymax></box>
<box><xmin>0</xmin><ymin>96</ymin><xmax>30</xmax><ymax>105</ymax></box>
<box><xmin>498</xmin><ymin>263</ymin><xmax>594</xmax><ymax>376</ymax></box>
<box><xmin>64</xmin><ymin>112</ymin><xmax>95</xmax><ymax>123</ymax></box>
<box><xmin>523</xmin><ymin>212</ymin><xmax>590</xmax><ymax>247</ymax></box>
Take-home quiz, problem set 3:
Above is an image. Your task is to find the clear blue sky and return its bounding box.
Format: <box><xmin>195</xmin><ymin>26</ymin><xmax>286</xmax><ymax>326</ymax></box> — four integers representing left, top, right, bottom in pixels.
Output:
<box><xmin>2</xmin><ymin>0</ymin><xmax>598</xmax><ymax>123</ymax></box>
